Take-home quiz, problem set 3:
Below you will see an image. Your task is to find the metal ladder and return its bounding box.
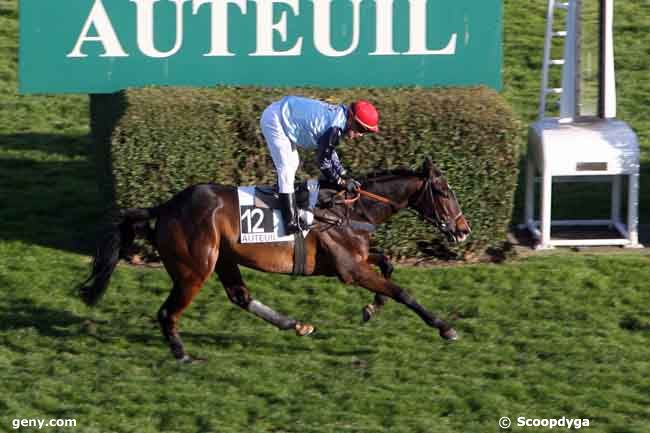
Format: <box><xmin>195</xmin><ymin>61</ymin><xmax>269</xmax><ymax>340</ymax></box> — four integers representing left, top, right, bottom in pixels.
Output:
<box><xmin>538</xmin><ymin>0</ymin><xmax>574</xmax><ymax>120</ymax></box>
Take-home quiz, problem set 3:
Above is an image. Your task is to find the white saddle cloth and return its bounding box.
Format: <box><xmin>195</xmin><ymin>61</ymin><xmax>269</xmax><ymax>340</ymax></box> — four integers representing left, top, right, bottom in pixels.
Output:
<box><xmin>237</xmin><ymin>180</ymin><xmax>319</xmax><ymax>244</ymax></box>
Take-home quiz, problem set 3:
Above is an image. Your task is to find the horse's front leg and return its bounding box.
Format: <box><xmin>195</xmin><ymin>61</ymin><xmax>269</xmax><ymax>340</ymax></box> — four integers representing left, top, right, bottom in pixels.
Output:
<box><xmin>350</xmin><ymin>263</ymin><xmax>457</xmax><ymax>340</ymax></box>
<box><xmin>369</xmin><ymin>252</ymin><xmax>394</xmax><ymax>278</ymax></box>
<box><xmin>362</xmin><ymin>253</ymin><xmax>393</xmax><ymax>322</ymax></box>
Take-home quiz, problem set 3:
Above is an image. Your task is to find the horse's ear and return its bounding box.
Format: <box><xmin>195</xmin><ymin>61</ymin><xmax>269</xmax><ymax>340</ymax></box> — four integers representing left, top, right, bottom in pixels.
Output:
<box><xmin>422</xmin><ymin>156</ymin><xmax>435</xmax><ymax>178</ymax></box>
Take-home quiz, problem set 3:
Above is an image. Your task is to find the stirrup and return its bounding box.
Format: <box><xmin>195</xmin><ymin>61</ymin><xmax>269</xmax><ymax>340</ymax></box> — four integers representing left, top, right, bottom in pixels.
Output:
<box><xmin>284</xmin><ymin>219</ymin><xmax>301</xmax><ymax>234</ymax></box>
<box><xmin>298</xmin><ymin>209</ymin><xmax>314</xmax><ymax>228</ymax></box>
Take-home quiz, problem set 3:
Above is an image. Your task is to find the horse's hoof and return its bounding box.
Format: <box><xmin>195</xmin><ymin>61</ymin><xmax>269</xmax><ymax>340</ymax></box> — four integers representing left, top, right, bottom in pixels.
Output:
<box><xmin>440</xmin><ymin>328</ymin><xmax>458</xmax><ymax>341</ymax></box>
<box><xmin>362</xmin><ymin>304</ymin><xmax>375</xmax><ymax>323</ymax></box>
<box><xmin>295</xmin><ymin>323</ymin><xmax>315</xmax><ymax>337</ymax></box>
<box><xmin>177</xmin><ymin>354</ymin><xmax>207</xmax><ymax>364</ymax></box>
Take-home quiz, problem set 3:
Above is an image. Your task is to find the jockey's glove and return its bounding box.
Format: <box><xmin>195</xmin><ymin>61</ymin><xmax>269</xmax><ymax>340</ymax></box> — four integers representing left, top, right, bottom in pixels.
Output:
<box><xmin>339</xmin><ymin>177</ymin><xmax>361</xmax><ymax>192</ymax></box>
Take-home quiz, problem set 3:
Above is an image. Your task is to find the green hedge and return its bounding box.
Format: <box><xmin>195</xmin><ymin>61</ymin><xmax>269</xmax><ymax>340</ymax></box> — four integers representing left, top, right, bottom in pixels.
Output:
<box><xmin>91</xmin><ymin>86</ymin><xmax>519</xmax><ymax>260</ymax></box>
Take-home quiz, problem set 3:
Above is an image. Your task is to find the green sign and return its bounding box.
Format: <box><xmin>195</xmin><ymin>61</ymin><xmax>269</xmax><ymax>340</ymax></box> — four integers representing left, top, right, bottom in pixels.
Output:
<box><xmin>19</xmin><ymin>0</ymin><xmax>502</xmax><ymax>93</ymax></box>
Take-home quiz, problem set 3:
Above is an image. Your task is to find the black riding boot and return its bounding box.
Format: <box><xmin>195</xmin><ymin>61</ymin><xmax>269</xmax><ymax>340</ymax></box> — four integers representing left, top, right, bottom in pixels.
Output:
<box><xmin>279</xmin><ymin>193</ymin><xmax>301</xmax><ymax>235</ymax></box>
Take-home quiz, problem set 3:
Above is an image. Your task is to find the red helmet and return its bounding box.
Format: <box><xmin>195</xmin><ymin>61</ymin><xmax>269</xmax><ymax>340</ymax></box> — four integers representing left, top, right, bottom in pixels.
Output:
<box><xmin>350</xmin><ymin>100</ymin><xmax>379</xmax><ymax>133</ymax></box>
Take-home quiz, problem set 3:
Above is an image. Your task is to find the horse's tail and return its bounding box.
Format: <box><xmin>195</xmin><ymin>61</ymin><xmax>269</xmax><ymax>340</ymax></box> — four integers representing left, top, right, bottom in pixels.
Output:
<box><xmin>78</xmin><ymin>207</ymin><xmax>159</xmax><ymax>306</ymax></box>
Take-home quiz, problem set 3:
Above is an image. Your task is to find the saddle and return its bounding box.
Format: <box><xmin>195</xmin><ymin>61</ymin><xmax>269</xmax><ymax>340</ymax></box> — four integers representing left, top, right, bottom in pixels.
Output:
<box><xmin>254</xmin><ymin>181</ymin><xmax>313</xmax><ymax>210</ymax></box>
<box><xmin>254</xmin><ymin>179</ymin><xmax>344</xmax><ymax>211</ymax></box>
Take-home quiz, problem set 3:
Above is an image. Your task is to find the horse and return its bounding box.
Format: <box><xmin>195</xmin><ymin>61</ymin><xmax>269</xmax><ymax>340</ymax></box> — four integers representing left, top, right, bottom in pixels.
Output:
<box><xmin>78</xmin><ymin>157</ymin><xmax>471</xmax><ymax>362</ymax></box>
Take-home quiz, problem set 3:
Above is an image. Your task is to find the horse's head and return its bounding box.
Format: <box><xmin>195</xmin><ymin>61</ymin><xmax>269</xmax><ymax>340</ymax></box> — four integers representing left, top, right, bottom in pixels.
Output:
<box><xmin>410</xmin><ymin>157</ymin><xmax>471</xmax><ymax>243</ymax></box>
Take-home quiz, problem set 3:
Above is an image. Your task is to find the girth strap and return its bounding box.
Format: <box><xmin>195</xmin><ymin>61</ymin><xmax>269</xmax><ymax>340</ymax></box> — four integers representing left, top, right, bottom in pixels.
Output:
<box><xmin>292</xmin><ymin>231</ymin><xmax>306</xmax><ymax>276</ymax></box>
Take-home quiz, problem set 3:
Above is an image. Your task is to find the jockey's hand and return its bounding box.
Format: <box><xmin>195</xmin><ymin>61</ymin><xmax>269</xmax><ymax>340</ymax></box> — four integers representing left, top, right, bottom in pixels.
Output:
<box><xmin>339</xmin><ymin>177</ymin><xmax>361</xmax><ymax>192</ymax></box>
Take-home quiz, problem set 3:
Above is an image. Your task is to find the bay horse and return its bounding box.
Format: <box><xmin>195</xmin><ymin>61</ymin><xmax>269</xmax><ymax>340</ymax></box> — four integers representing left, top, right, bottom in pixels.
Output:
<box><xmin>78</xmin><ymin>157</ymin><xmax>471</xmax><ymax>362</ymax></box>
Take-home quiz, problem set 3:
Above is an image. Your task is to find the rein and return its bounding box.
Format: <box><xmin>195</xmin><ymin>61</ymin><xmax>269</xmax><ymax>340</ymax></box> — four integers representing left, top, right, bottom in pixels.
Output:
<box><xmin>334</xmin><ymin>190</ymin><xmax>361</xmax><ymax>206</ymax></box>
<box><xmin>359</xmin><ymin>189</ymin><xmax>401</xmax><ymax>207</ymax></box>
<box><xmin>342</xmin><ymin>187</ymin><xmax>425</xmax><ymax>225</ymax></box>
<box><xmin>358</xmin><ymin>180</ymin><xmax>464</xmax><ymax>232</ymax></box>
<box><xmin>316</xmin><ymin>176</ymin><xmax>463</xmax><ymax>233</ymax></box>
<box><xmin>331</xmin><ymin>188</ymin><xmax>401</xmax><ymax>208</ymax></box>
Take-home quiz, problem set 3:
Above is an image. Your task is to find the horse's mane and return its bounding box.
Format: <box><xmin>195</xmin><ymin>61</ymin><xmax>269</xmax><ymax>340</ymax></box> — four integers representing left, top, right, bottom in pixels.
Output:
<box><xmin>360</xmin><ymin>167</ymin><xmax>423</xmax><ymax>182</ymax></box>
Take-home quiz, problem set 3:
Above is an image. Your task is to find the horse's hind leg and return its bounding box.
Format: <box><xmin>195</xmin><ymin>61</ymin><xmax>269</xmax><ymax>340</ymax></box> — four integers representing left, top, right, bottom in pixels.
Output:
<box><xmin>157</xmin><ymin>220</ymin><xmax>219</xmax><ymax>362</ymax></box>
<box><xmin>157</xmin><ymin>269</ymin><xmax>210</xmax><ymax>362</ymax></box>
<box><xmin>216</xmin><ymin>261</ymin><xmax>314</xmax><ymax>336</ymax></box>
<box><xmin>362</xmin><ymin>253</ymin><xmax>393</xmax><ymax>322</ymax></box>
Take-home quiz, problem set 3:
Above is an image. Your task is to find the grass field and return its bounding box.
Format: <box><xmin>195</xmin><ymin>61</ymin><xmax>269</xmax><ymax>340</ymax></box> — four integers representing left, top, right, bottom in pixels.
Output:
<box><xmin>1</xmin><ymin>1</ymin><xmax>650</xmax><ymax>432</ymax></box>
<box><xmin>2</xmin><ymin>249</ymin><xmax>650</xmax><ymax>433</ymax></box>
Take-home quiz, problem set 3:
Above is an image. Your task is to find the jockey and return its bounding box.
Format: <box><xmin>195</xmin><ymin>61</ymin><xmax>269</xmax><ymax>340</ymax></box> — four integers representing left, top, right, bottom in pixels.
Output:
<box><xmin>260</xmin><ymin>96</ymin><xmax>379</xmax><ymax>234</ymax></box>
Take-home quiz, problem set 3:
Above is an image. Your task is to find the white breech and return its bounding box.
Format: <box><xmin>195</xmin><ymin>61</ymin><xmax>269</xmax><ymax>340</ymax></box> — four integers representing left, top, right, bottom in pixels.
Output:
<box><xmin>261</xmin><ymin>102</ymin><xmax>300</xmax><ymax>194</ymax></box>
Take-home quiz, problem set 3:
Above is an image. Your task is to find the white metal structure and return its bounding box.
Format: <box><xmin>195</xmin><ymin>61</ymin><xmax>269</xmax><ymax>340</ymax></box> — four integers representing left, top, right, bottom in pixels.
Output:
<box><xmin>524</xmin><ymin>0</ymin><xmax>641</xmax><ymax>249</ymax></box>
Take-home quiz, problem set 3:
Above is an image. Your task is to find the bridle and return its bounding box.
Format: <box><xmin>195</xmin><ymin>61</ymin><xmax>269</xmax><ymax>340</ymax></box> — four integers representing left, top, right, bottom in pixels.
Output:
<box><xmin>408</xmin><ymin>176</ymin><xmax>464</xmax><ymax>233</ymax></box>
<box><xmin>327</xmin><ymin>176</ymin><xmax>463</xmax><ymax>233</ymax></box>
